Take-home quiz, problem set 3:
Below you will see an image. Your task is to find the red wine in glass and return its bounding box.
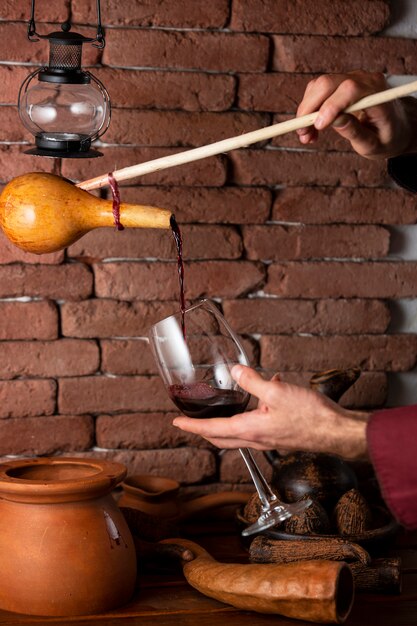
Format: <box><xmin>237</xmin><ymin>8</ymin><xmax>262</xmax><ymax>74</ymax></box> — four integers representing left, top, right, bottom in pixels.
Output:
<box><xmin>168</xmin><ymin>383</ymin><xmax>249</xmax><ymax>419</ymax></box>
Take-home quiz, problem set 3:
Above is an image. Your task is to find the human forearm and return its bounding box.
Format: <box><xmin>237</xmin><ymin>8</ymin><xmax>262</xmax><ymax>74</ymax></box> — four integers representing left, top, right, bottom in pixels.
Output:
<box><xmin>327</xmin><ymin>408</ymin><xmax>369</xmax><ymax>461</ymax></box>
<box><xmin>275</xmin><ymin>401</ymin><xmax>369</xmax><ymax>461</ymax></box>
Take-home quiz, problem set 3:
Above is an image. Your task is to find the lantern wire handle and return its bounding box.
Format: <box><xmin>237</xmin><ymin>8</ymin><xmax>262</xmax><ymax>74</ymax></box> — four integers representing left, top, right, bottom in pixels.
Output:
<box><xmin>26</xmin><ymin>0</ymin><xmax>105</xmax><ymax>48</ymax></box>
<box><xmin>93</xmin><ymin>0</ymin><xmax>105</xmax><ymax>48</ymax></box>
<box><xmin>27</xmin><ymin>0</ymin><xmax>39</xmax><ymax>41</ymax></box>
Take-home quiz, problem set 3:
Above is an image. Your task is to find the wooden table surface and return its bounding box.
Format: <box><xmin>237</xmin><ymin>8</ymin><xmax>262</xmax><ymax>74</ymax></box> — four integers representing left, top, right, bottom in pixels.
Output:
<box><xmin>0</xmin><ymin>520</ymin><xmax>416</xmax><ymax>626</ymax></box>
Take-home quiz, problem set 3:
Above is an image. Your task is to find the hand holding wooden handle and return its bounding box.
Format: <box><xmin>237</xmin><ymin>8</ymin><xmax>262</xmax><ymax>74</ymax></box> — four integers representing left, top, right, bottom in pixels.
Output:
<box><xmin>78</xmin><ymin>79</ymin><xmax>417</xmax><ymax>191</ymax></box>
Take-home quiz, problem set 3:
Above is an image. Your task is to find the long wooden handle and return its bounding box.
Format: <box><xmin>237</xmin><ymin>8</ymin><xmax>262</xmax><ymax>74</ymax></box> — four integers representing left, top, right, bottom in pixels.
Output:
<box><xmin>78</xmin><ymin>79</ymin><xmax>417</xmax><ymax>191</ymax></box>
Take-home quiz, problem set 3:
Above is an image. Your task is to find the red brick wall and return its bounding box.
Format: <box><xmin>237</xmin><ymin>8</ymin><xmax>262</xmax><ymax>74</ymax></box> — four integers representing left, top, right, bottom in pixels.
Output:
<box><xmin>0</xmin><ymin>0</ymin><xmax>414</xmax><ymax>486</ymax></box>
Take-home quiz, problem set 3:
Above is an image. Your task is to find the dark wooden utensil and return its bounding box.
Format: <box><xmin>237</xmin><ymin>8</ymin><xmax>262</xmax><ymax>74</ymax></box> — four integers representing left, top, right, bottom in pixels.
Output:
<box><xmin>250</xmin><ymin>536</ymin><xmax>402</xmax><ymax>595</ymax></box>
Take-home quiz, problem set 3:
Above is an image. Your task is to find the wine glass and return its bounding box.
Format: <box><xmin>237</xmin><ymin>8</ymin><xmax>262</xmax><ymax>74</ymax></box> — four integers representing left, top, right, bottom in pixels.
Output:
<box><xmin>148</xmin><ymin>299</ymin><xmax>311</xmax><ymax>536</ymax></box>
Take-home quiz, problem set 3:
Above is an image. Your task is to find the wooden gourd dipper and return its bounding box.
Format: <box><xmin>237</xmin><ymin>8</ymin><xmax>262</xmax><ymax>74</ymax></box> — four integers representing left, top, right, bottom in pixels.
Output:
<box><xmin>1</xmin><ymin>79</ymin><xmax>417</xmax><ymax>254</ymax></box>
<box><xmin>0</xmin><ymin>172</ymin><xmax>173</xmax><ymax>254</ymax></box>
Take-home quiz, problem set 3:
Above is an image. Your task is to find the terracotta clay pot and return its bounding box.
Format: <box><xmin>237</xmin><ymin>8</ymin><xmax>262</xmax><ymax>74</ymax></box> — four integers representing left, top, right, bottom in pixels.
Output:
<box><xmin>0</xmin><ymin>457</ymin><xmax>137</xmax><ymax>617</ymax></box>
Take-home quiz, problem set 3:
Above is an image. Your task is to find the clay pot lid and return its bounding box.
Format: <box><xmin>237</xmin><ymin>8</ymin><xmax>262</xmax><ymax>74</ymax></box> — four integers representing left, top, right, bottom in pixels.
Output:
<box><xmin>122</xmin><ymin>474</ymin><xmax>180</xmax><ymax>501</ymax></box>
<box><xmin>0</xmin><ymin>457</ymin><xmax>127</xmax><ymax>503</ymax></box>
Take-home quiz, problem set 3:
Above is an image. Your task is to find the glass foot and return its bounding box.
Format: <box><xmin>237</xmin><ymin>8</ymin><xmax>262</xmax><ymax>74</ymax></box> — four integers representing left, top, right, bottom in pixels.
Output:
<box><xmin>241</xmin><ymin>497</ymin><xmax>312</xmax><ymax>537</ymax></box>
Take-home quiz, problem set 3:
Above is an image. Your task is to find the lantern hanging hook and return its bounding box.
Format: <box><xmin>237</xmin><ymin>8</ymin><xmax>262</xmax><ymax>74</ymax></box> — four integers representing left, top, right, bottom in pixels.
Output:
<box><xmin>27</xmin><ymin>0</ymin><xmax>39</xmax><ymax>41</ymax></box>
<box><xmin>27</xmin><ymin>0</ymin><xmax>105</xmax><ymax>48</ymax></box>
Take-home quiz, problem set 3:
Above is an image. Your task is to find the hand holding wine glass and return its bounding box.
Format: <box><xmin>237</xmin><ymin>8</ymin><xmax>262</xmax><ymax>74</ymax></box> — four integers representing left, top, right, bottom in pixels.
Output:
<box><xmin>148</xmin><ymin>299</ymin><xmax>311</xmax><ymax>536</ymax></box>
<box><xmin>174</xmin><ymin>364</ymin><xmax>369</xmax><ymax>461</ymax></box>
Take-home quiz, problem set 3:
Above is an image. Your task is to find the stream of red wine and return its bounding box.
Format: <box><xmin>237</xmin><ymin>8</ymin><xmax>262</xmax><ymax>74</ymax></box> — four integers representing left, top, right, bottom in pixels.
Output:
<box><xmin>170</xmin><ymin>215</ymin><xmax>186</xmax><ymax>339</ymax></box>
<box><xmin>108</xmin><ymin>173</ymin><xmax>125</xmax><ymax>231</ymax></box>
<box><xmin>107</xmin><ymin>174</ymin><xmax>185</xmax><ymax>338</ymax></box>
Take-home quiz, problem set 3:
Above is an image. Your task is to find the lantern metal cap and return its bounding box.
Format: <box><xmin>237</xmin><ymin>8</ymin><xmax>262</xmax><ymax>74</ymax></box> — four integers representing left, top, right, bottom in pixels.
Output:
<box><xmin>43</xmin><ymin>30</ymin><xmax>94</xmax><ymax>45</ymax></box>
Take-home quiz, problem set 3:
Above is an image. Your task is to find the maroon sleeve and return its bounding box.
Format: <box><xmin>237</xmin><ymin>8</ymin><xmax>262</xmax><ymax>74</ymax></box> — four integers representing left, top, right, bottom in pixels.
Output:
<box><xmin>367</xmin><ymin>405</ymin><xmax>417</xmax><ymax>529</ymax></box>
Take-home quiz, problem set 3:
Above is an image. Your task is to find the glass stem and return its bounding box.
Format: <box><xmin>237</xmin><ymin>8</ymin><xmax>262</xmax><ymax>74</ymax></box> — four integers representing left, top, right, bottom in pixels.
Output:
<box><xmin>238</xmin><ymin>448</ymin><xmax>278</xmax><ymax>511</ymax></box>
